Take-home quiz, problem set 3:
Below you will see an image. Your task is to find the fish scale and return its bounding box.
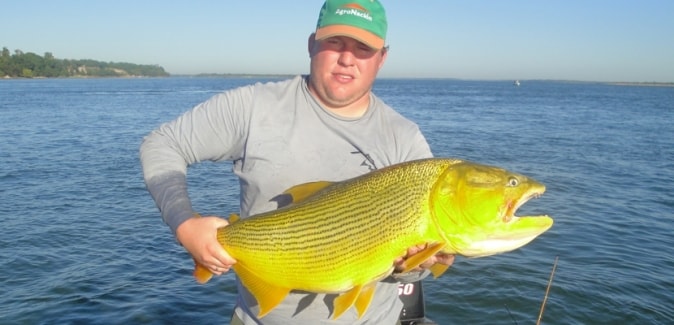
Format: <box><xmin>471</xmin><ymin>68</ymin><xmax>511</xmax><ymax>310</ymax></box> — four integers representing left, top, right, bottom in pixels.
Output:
<box><xmin>218</xmin><ymin>159</ymin><xmax>448</xmax><ymax>289</ymax></box>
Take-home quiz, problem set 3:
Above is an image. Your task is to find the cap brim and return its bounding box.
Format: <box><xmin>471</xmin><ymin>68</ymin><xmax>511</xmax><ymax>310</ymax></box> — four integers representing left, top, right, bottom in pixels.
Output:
<box><xmin>315</xmin><ymin>25</ymin><xmax>385</xmax><ymax>50</ymax></box>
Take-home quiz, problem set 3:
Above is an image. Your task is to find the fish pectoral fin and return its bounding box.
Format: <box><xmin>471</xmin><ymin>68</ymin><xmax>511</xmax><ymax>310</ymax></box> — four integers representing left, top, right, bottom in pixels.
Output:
<box><xmin>354</xmin><ymin>282</ymin><xmax>377</xmax><ymax>319</ymax></box>
<box><xmin>332</xmin><ymin>285</ymin><xmax>362</xmax><ymax>320</ymax></box>
<box><xmin>193</xmin><ymin>259</ymin><xmax>214</xmax><ymax>284</ymax></box>
<box><xmin>234</xmin><ymin>264</ymin><xmax>290</xmax><ymax>318</ymax></box>
<box><xmin>429</xmin><ymin>263</ymin><xmax>450</xmax><ymax>278</ymax></box>
<box><xmin>401</xmin><ymin>242</ymin><xmax>447</xmax><ymax>273</ymax></box>
<box><xmin>281</xmin><ymin>181</ymin><xmax>335</xmax><ymax>204</ymax></box>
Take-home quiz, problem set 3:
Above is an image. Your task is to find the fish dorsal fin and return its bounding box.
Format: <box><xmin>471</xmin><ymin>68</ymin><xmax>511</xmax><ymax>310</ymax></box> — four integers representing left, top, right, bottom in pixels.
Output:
<box><xmin>281</xmin><ymin>181</ymin><xmax>334</xmax><ymax>204</ymax></box>
<box><xmin>234</xmin><ymin>264</ymin><xmax>290</xmax><ymax>318</ymax></box>
<box><xmin>400</xmin><ymin>242</ymin><xmax>446</xmax><ymax>274</ymax></box>
<box><xmin>332</xmin><ymin>285</ymin><xmax>362</xmax><ymax>319</ymax></box>
<box><xmin>193</xmin><ymin>259</ymin><xmax>214</xmax><ymax>284</ymax></box>
<box><xmin>354</xmin><ymin>282</ymin><xmax>377</xmax><ymax>318</ymax></box>
<box><xmin>228</xmin><ymin>213</ymin><xmax>240</xmax><ymax>223</ymax></box>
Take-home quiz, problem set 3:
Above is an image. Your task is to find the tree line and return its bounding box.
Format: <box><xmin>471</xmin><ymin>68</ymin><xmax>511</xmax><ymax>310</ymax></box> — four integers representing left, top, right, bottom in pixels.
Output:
<box><xmin>0</xmin><ymin>47</ymin><xmax>169</xmax><ymax>78</ymax></box>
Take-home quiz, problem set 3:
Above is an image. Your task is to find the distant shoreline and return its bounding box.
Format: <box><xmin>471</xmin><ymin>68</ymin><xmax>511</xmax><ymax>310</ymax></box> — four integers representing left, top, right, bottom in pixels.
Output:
<box><xmin>607</xmin><ymin>82</ymin><xmax>674</xmax><ymax>88</ymax></box>
<box><xmin>187</xmin><ymin>73</ymin><xmax>295</xmax><ymax>79</ymax></box>
<box><xmin>3</xmin><ymin>74</ymin><xmax>673</xmax><ymax>87</ymax></box>
<box><xmin>1</xmin><ymin>74</ymin><xmax>294</xmax><ymax>80</ymax></box>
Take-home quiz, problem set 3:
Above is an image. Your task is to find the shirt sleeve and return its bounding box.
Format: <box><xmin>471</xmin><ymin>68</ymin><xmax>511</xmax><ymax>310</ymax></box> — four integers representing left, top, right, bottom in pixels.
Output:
<box><xmin>139</xmin><ymin>88</ymin><xmax>252</xmax><ymax>234</ymax></box>
<box><xmin>405</xmin><ymin>126</ymin><xmax>434</xmax><ymax>161</ymax></box>
<box><xmin>391</xmin><ymin>270</ymin><xmax>431</xmax><ymax>283</ymax></box>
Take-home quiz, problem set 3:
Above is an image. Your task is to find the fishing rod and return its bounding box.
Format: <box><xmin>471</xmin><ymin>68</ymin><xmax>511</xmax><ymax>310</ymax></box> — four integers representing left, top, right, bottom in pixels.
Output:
<box><xmin>536</xmin><ymin>256</ymin><xmax>559</xmax><ymax>325</ymax></box>
<box><xmin>505</xmin><ymin>256</ymin><xmax>558</xmax><ymax>325</ymax></box>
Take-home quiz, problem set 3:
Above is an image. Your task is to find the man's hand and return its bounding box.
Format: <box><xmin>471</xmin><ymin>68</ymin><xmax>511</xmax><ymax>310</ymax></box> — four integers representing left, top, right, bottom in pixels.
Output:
<box><xmin>176</xmin><ymin>215</ymin><xmax>237</xmax><ymax>275</ymax></box>
<box><xmin>393</xmin><ymin>244</ymin><xmax>455</xmax><ymax>273</ymax></box>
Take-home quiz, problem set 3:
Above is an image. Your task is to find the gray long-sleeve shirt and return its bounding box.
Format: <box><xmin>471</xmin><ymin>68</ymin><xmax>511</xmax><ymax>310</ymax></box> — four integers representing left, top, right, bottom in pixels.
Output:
<box><xmin>140</xmin><ymin>75</ymin><xmax>433</xmax><ymax>324</ymax></box>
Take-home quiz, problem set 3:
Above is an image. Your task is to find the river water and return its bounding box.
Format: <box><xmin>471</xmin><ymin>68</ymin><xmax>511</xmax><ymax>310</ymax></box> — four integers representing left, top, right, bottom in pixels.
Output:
<box><xmin>1</xmin><ymin>77</ymin><xmax>672</xmax><ymax>324</ymax></box>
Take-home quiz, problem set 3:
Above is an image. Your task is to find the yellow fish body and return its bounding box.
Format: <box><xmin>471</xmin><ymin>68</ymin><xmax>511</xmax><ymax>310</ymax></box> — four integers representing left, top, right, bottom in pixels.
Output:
<box><xmin>193</xmin><ymin>158</ymin><xmax>553</xmax><ymax>319</ymax></box>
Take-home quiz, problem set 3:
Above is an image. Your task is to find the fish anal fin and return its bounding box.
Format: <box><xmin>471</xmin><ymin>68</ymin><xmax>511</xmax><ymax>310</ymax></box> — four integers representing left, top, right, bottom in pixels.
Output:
<box><xmin>401</xmin><ymin>242</ymin><xmax>446</xmax><ymax>273</ymax></box>
<box><xmin>354</xmin><ymin>282</ymin><xmax>377</xmax><ymax>319</ymax></box>
<box><xmin>234</xmin><ymin>264</ymin><xmax>290</xmax><ymax>318</ymax></box>
<box><xmin>282</xmin><ymin>181</ymin><xmax>334</xmax><ymax>204</ymax></box>
<box><xmin>193</xmin><ymin>259</ymin><xmax>214</xmax><ymax>284</ymax></box>
<box><xmin>332</xmin><ymin>285</ymin><xmax>362</xmax><ymax>320</ymax></box>
<box><xmin>429</xmin><ymin>263</ymin><xmax>450</xmax><ymax>278</ymax></box>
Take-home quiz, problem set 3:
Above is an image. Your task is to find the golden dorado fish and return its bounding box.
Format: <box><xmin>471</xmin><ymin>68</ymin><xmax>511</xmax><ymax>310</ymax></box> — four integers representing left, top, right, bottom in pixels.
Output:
<box><xmin>192</xmin><ymin>158</ymin><xmax>553</xmax><ymax>319</ymax></box>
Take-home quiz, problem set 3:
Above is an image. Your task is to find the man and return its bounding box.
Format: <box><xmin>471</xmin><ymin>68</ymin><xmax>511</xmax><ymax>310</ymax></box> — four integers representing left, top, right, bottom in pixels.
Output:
<box><xmin>140</xmin><ymin>0</ymin><xmax>454</xmax><ymax>323</ymax></box>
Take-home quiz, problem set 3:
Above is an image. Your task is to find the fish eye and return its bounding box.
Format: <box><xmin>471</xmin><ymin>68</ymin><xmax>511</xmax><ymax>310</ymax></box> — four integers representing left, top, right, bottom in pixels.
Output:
<box><xmin>507</xmin><ymin>177</ymin><xmax>519</xmax><ymax>187</ymax></box>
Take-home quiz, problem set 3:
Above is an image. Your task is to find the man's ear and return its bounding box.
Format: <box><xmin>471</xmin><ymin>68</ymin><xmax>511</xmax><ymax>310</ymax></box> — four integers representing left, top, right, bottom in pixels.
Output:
<box><xmin>308</xmin><ymin>33</ymin><xmax>317</xmax><ymax>57</ymax></box>
<box><xmin>378</xmin><ymin>46</ymin><xmax>388</xmax><ymax>69</ymax></box>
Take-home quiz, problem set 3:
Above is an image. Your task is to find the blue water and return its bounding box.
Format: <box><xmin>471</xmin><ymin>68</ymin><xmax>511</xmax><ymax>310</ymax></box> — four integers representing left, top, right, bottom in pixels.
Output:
<box><xmin>1</xmin><ymin>77</ymin><xmax>672</xmax><ymax>324</ymax></box>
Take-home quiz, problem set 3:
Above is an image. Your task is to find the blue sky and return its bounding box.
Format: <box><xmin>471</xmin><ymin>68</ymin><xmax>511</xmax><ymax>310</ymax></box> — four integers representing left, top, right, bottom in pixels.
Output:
<box><xmin>3</xmin><ymin>0</ymin><xmax>673</xmax><ymax>82</ymax></box>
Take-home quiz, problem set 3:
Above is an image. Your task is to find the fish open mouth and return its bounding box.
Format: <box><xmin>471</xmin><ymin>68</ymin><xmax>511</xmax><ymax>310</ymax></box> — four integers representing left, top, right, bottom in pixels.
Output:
<box><xmin>504</xmin><ymin>187</ymin><xmax>546</xmax><ymax>223</ymax></box>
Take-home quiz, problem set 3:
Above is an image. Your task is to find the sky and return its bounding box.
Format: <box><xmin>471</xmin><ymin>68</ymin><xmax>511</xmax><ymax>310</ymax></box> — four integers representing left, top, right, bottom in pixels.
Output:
<box><xmin>3</xmin><ymin>0</ymin><xmax>673</xmax><ymax>82</ymax></box>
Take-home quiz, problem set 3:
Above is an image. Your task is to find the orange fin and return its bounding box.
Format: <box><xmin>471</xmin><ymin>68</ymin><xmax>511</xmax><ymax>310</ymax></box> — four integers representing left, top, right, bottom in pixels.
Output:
<box><xmin>333</xmin><ymin>285</ymin><xmax>362</xmax><ymax>319</ymax></box>
<box><xmin>429</xmin><ymin>263</ymin><xmax>450</xmax><ymax>278</ymax></box>
<box><xmin>193</xmin><ymin>259</ymin><xmax>214</xmax><ymax>284</ymax></box>
<box><xmin>234</xmin><ymin>264</ymin><xmax>290</xmax><ymax>318</ymax></box>
<box><xmin>282</xmin><ymin>181</ymin><xmax>334</xmax><ymax>203</ymax></box>
<box><xmin>354</xmin><ymin>282</ymin><xmax>377</xmax><ymax>318</ymax></box>
<box><xmin>401</xmin><ymin>243</ymin><xmax>446</xmax><ymax>273</ymax></box>
<box><xmin>228</xmin><ymin>213</ymin><xmax>240</xmax><ymax>223</ymax></box>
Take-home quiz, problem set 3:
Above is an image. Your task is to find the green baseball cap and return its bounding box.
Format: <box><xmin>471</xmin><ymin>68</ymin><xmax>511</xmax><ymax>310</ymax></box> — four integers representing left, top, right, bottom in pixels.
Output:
<box><xmin>315</xmin><ymin>0</ymin><xmax>387</xmax><ymax>49</ymax></box>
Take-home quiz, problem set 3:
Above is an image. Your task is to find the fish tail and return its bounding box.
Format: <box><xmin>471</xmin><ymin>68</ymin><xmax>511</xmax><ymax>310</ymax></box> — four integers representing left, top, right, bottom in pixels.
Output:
<box><xmin>193</xmin><ymin>259</ymin><xmax>214</xmax><ymax>284</ymax></box>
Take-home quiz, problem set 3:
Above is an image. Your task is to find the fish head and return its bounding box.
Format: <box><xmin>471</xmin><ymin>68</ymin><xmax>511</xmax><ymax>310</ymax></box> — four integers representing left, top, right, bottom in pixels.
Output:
<box><xmin>430</xmin><ymin>161</ymin><xmax>553</xmax><ymax>257</ymax></box>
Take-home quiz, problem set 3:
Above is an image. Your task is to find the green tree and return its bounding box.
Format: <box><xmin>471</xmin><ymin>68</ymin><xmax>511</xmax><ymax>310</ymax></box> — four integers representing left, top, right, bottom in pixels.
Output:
<box><xmin>0</xmin><ymin>47</ymin><xmax>169</xmax><ymax>78</ymax></box>
<box><xmin>21</xmin><ymin>68</ymin><xmax>33</xmax><ymax>78</ymax></box>
<box><xmin>0</xmin><ymin>47</ymin><xmax>9</xmax><ymax>76</ymax></box>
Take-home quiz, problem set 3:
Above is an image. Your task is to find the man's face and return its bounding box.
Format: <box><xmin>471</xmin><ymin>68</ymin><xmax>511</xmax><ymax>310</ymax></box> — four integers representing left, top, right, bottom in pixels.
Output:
<box><xmin>308</xmin><ymin>35</ymin><xmax>387</xmax><ymax>113</ymax></box>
